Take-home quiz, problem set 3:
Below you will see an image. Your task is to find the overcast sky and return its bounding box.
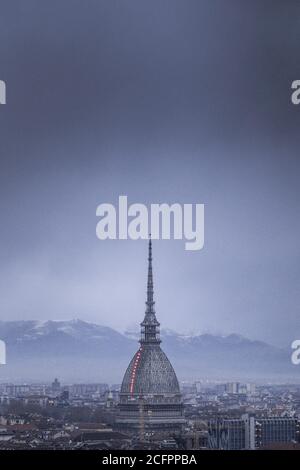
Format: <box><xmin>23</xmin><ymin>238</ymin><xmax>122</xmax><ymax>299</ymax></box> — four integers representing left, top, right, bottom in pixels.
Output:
<box><xmin>0</xmin><ymin>1</ymin><xmax>300</xmax><ymax>347</ymax></box>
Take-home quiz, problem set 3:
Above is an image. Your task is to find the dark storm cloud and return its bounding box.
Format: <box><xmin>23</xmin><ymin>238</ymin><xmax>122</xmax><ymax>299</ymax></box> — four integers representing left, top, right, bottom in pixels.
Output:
<box><xmin>0</xmin><ymin>1</ymin><xmax>300</xmax><ymax>348</ymax></box>
<box><xmin>1</xmin><ymin>0</ymin><xmax>300</xmax><ymax>154</ymax></box>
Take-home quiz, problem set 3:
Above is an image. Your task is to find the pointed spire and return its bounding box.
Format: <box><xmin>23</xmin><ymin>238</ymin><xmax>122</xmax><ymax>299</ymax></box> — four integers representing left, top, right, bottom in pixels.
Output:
<box><xmin>140</xmin><ymin>236</ymin><xmax>161</xmax><ymax>344</ymax></box>
<box><xmin>146</xmin><ymin>234</ymin><xmax>155</xmax><ymax>313</ymax></box>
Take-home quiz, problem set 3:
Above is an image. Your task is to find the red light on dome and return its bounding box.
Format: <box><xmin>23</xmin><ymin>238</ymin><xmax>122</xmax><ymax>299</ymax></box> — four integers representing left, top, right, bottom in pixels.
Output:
<box><xmin>129</xmin><ymin>347</ymin><xmax>143</xmax><ymax>396</ymax></box>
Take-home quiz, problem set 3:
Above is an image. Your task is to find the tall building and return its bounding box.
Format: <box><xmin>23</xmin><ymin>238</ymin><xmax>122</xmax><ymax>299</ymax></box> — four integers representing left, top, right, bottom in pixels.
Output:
<box><xmin>252</xmin><ymin>417</ymin><xmax>300</xmax><ymax>449</ymax></box>
<box><xmin>225</xmin><ymin>382</ymin><xmax>240</xmax><ymax>394</ymax></box>
<box><xmin>207</xmin><ymin>415</ymin><xmax>300</xmax><ymax>450</ymax></box>
<box><xmin>208</xmin><ymin>419</ymin><xmax>247</xmax><ymax>450</ymax></box>
<box><xmin>51</xmin><ymin>378</ymin><xmax>61</xmax><ymax>393</ymax></box>
<box><xmin>116</xmin><ymin>238</ymin><xmax>184</xmax><ymax>433</ymax></box>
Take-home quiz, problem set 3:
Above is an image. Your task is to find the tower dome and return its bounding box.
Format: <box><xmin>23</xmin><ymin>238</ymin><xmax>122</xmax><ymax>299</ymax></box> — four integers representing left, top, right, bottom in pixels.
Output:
<box><xmin>121</xmin><ymin>344</ymin><xmax>180</xmax><ymax>396</ymax></box>
<box><xmin>117</xmin><ymin>238</ymin><xmax>184</xmax><ymax>433</ymax></box>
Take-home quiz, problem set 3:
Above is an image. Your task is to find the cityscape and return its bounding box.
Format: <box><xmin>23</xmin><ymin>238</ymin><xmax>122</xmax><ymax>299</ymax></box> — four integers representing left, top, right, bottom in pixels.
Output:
<box><xmin>0</xmin><ymin>379</ymin><xmax>300</xmax><ymax>450</ymax></box>
<box><xmin>0</xmin><ymin>240</ymin><xmax>299</xmax><ymax>451</ymax></box>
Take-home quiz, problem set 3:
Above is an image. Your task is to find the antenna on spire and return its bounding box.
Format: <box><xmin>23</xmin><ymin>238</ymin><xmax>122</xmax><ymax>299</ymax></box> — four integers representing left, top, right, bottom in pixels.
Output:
<box><xmin>147</xmin><ymin>235</ymin><xmax>154</xmax><ymax>311</ymax></box>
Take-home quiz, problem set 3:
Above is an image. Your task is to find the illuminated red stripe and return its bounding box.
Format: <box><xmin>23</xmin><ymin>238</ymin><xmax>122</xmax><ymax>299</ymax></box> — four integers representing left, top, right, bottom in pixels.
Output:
<box><xmin>130</xmin><ymin>347</ymin><xmax>143</xmax><ymax>395</ymax></box>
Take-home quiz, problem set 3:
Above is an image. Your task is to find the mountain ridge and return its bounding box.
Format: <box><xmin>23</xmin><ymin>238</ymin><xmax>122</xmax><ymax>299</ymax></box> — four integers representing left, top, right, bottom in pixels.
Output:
<box><xmin>0</xmin><ymin>320</ymin><xmax>298</xmax><ymax>383</ymax></box>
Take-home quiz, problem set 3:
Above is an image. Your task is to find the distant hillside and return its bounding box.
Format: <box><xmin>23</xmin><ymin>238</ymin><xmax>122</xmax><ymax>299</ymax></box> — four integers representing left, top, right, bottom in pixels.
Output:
<box><xmin>0</xmin><ymin>320</ymin><xmax>298</xmax><ymax>383</ymax></box>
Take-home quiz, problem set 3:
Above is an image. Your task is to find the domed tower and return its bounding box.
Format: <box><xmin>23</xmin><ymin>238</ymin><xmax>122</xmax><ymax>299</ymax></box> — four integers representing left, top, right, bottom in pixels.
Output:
<box><xmin>116</xmin><ymin>238</ymin><xmax>185</xmax><ymax>433</ymax></box>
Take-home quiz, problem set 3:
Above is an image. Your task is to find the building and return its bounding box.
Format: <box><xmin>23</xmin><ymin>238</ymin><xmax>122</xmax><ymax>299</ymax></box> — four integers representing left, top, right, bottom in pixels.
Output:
<box><xmin>22</xmin><ymin>395</ymin><xmax>49</xmax><ymax>408</ymax></box>
<box><xmin>184</xmin><ymin>430</ymin><xmax>208</xmax><ymax>449</ymax></box>
<box><xmin>51</xmin><ymin>378</ymin><xmax>61</xmax><ymax>394</ymax></box>
<box><xmin>5</xmin><ymin>385</ymin><xmax>30</xmax><ymax>397</ymax></box>
<box><xmin>208</xmin><ymin>419</ymin><xmax>247</xmax><ymax>450</ymax></box>
<box><xmin>69</xmin><ymin>383</ymin><xmax>109</xmax><ymax>397</ymax></box>
<box><xmin>225</xmin><ymin>382</ymin><xmax>240</xmax><ymax>395</ymax></box>
<box><xmin>207</xmin><ymin>415</ymin><xmax>300</xmax><ymax>450</ymax></box>
<box><xmin>116</xmin><ymin>238</ymin><xmax>184</xmax><ymax>434</ymax></box>
<box><xmin>252</xmin><ymin>417</ymin><xmax>300</xmax><ymax>449</ymax></box>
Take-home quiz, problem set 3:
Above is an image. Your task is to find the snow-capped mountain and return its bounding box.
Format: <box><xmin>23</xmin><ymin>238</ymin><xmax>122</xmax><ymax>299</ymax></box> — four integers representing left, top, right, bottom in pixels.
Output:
<box><xmin>0</xmin><ymin>320</ymin><xmax>298</xmax><ymax>383</ymax></box>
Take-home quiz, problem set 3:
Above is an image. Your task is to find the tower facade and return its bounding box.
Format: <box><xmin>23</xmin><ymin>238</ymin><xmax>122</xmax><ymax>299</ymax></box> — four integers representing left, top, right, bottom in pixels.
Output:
<box><xmin>116</xmin><ymin>238</ymin><xmax>184</xmax><ymax>433</ymax></box>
